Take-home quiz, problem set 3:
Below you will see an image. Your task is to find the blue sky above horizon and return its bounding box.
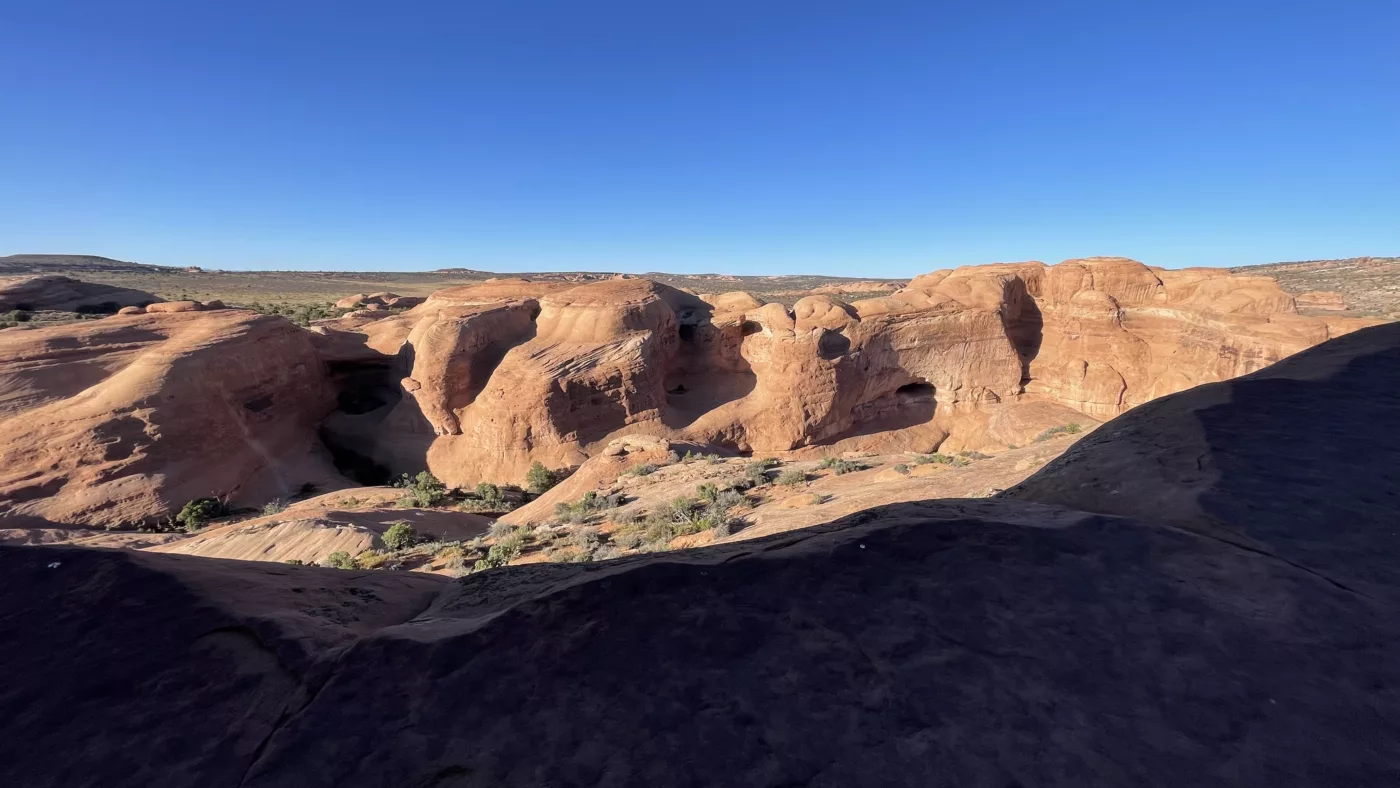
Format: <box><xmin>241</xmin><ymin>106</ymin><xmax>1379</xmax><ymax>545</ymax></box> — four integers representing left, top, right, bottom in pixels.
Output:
<box><xmin>2</xmin><ymin>0</ymin><xmax>1397</xmax><ymax>276</ymax></box>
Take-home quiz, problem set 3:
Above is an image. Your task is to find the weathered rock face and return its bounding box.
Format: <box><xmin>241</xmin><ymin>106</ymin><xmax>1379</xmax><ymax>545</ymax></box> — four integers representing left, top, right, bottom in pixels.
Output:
<box><xmin>0</xmin><ymin>309</ymin><xmax>340</xmax><ymax>528</ymax></box>
<box><xmin>0</xmin><ymin>275</ymin><xmax>161</xmax><ymax>313</ymax></box>
<box><xmin>2</xmin><ymin>261</ymin><xmax>1381</xmax><ymax>518</ymax></box>
<box><xmin>317</xmin><ymin>257</ymin><xmax>1379</xmax><ymax>487</ymax></box>
<box><xmin>2</xmin><ymin>323</ymin><xmax>1398</xmax><ymax>788</ymax></box>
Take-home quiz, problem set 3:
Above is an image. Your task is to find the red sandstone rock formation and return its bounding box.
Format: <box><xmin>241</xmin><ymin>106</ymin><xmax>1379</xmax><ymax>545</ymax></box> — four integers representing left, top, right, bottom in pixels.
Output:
<box><xmin>0</xmin><ymin>309</ymin><xmax>340</xmax><ymax>528</ymax></box>
<box><xmin>315</xmin><ymin>258</ymin><xmax>1379</xmax><ymax>487</ymax></box>
<box><xmin>1</xmin><ymin>259</ymin><xmax>1382</xmax><ymax>526</ymax></box>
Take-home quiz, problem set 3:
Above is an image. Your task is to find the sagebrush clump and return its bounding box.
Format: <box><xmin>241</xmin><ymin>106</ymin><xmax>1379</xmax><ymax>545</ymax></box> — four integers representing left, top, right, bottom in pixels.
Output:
<box><xmin>777</xmin><ymin>469</ymin><xmax>807</xmax><ymax>486</ymax></box>
<box><xmin>1033</xmin><ymin>423</ymin><xmax>1083</xmax><ymax>442</ymax></box>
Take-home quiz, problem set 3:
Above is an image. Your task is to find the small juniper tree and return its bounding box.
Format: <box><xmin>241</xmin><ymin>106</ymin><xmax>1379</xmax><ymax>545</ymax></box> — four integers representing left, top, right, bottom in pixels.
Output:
<box><xmin>382</xmin><ymin>521</ymin><xmax>417</xmax><ymax>552</ymax></box>
<box><xmin>526</xmin><ymin>461</ymin><xmax>557</xmax><ymax>493</ymax></box>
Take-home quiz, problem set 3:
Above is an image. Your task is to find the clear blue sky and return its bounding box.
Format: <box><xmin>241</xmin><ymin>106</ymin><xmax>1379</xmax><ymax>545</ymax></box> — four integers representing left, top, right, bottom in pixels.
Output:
<box><xmin>2</xmin><ymin>0</ymin><xmax>1396</xmax><ymax>275</ymax></box>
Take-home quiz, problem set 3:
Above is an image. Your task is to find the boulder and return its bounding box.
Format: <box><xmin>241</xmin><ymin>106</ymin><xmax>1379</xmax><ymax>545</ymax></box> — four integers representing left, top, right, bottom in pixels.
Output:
<box><xmin>0</xmin><ymin>275</ymin><xmax>161</xmax><ymax>313</ymax></box>
<box><xmin>145</xmin><ymin>300</ymin><xmax>203</xmax><ymax>313</ymax></box>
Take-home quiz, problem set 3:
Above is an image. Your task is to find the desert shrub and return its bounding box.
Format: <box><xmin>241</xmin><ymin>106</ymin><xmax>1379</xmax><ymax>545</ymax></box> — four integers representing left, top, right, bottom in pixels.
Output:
<box><xmin>554</xmin><ymin>490</ymin><xmax>617</xmax><ymax>523</ymax></box>
<box><xmin>434</xmin><ymin>542</ymin><xmax>466</xmax><ymax>560</ymax></box>
<box><xmin>1034</xmin><ymin>423</ymin><xmax>1084</xmax><ymax>443</ymax></box>
<box><xmin>356</xmin><ymin>550</ymin><xmax>390</xmax><ymax>569</ymax></box>
<box><xmin>283</xmin><ymin>559</ymin><xmax>305</xmax><ymax>566</ymax></box>
<box><xmin>397</xmin><ymin>471</ymin><xmax>447</xmax><ymax>508</ymax></box>
<box><xmin>914</xmin><ymin>453</ymin><xmax>953</xmax><ymax>465</ymax></box>
<box><xmin>445</xmin><ymin>555</ymin><xmax>467</xmax><ymax>577</ymax></box>
<box><xmin>244</xmin><ymin>301</ymin><xmax>354</xmax><ymax>326</ymax></box>
<box><xmin>743</xmin><ymin>461</ymin><xmax>774</xmax><ymax>486</ymax></box>
<box><xmin>627</xmin><ymin>463</ymin><xmax>659</xmax><ymax>477</ymax></box>
<box><xmin>818</xmin><ymin>456</ymin><xmax>838</xmax><ymax>469</ymax></box>
<box><xmin>696</xmin><ymin>482</ymin><xmax>720</xmax><ymax>503</ymax></box>
<box><xmin>382</xmin><ymin>521</ymin><xmax>417</xmax><ymax>551</ymax></box>
<box><xmin>593</xmin><ymin>545</ymin><xmax>623</xmax><ymax>561</ymax></box>
<box><xmin>1066</xmin><ymin>423</ymin><xmax>1083</xmax><ymax>434</ymax></box>
<box><xmin>831</xmin><ymin>459</ymin><xmax>866</xmax><ymax>475</ymax></box>
<box><xmin>893</xmin><ymin>464</ymin><xmax>909</xmax><ymax>474</ymax></box>
<box><xmin>638</xmin><ymin>490</ymin><xmax>741</xmax><ymax>548</ymax></box>
<box><xmin>571</xmin><ymin>526</ymin><xmax>603</xmax><ymax>552</ymax></box>
<box><xmin>337</xmin><ymin>496</ymin><xmax>363</xmax><ymax>507</ymax></box>
<box><xmin>614</xmin><ymin>529</ymin><xmax>646</xmax><ymax>550</ymax></box>
<box><xmin>261</xmin><ymin>499</ymin><xmax>286</xmax><ymax>516</ymax></box>
<box><xmin>705</xmin><ymin>454</ymin><xmax>722</xmax><ymax>464</ymax></box>
<box><xmin>175</xmin><ymin>498</ymin><xmax>227</xmax><ymax>531</ymax></box>
<box><xmin>325</xmin><ymin>551</ymin><xmax>358</xmax><ymax>570</ymax></box>
<box><xmin>665</xmin><ymin>450</ymin><xmax>682</xmax><ymax>464</ymax></box>
<box><xmin>473</xmin><ymin>540</ymin><xmax>521</xmax><ymax>572</ymax></box>
<box><xmin>526</xmin><ymin>461</ymin><xmax>557</xmax><ymax>493</ymax></box>
<box><xmin>497</xmin><ymin>528</ymin><xmax>530</xmax><ymax>553</ymax></box>
<box><xmin>475</xmin><ymin>482</ymin><xmax>503</xmax><ymax>504</ymax></box>
<box><xmin>488</xmin><ymin>520</ymin><xmax>518</xmax><ymax>540</ymax></box>
<box><xmin>776</xmin><ymin>469</ymin><xmax>807</xmax><ymax>486</ymax></box>
<box><xmin>958</xmin><ymin>451</ymin><xmax>992</xmax><ymax>461</ymax></box>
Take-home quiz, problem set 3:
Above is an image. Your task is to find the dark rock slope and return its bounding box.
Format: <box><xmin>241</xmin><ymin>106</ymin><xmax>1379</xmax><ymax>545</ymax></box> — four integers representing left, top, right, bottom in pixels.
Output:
<box><xmin>2</xmin><ymin>322</ymin><xmax>1398</xmax><ymax>787</ymax></box>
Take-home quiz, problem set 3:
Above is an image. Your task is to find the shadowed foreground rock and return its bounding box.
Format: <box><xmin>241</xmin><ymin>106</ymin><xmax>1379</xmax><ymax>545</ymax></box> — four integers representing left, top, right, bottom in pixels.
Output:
<box><xmin>1</xmin><ymin>322</ymin><xmax>1398</xmax><ymax>787</ymax></box>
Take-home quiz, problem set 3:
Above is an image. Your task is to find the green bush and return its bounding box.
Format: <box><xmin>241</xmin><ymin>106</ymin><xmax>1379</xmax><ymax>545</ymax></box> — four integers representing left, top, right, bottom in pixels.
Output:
<box><xmin>473</xmin><ymin>540</ymin><xmax>521</xmax><ymax>572</ymax></box>
<box><xmin>627</xmin><ymin>463</ymin><xmax>659</xmax><ymax>477</ymax></box>
<box><xmin>175</xmin><ymin>498</ymin><xmax>227</xmax><ymax>532</ymax></box>
<box><xmin>475</xmin><ymin>482</ymin><xmax>502</xmax><ymax>504</ymax></box>
<box><xmin>893</xmin><ymin>464</ymin><xmax>909</xmax><ymax>474</ymax></box>
<box><xmin>382</xmin><ymin>521</ymin><xmax>417</xmax><ymax>551</ymax></box>
<box><xmin>261</xmin><ymin>499</ymin><xmax>286</xmax><ymax>516</ymax></box>
<box><xmin>696</xmin><ymin>482</ymin><xmax>720</xmax><ymax>503</ymax></box>
<box><xmin>325</xmin><ymin>551</ymin><xmax>358</xmax><ymax>570</ymax></box>
<box><xmin>397</xmin><ymin>471</ymin><xmax>447</xmax><ymax>507</ymax></box>
<box><xmin>818</xmin><ymin>456</ymin><xmax>838</xmax><ymax>469</ymax></box>
<box><xmin>958</xmin><ymin>451</ymin><xmax>992</xmax><ymax>461</ymax></box>
<box><xmin>526</xmin><ymin>461</ymin><xmax>558</xmax><ymax>493</ymax></box>
<box><xmin>913</xmin><ymin>453</ymin><xmax>953</xmax><ymax>465</ymax></box>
